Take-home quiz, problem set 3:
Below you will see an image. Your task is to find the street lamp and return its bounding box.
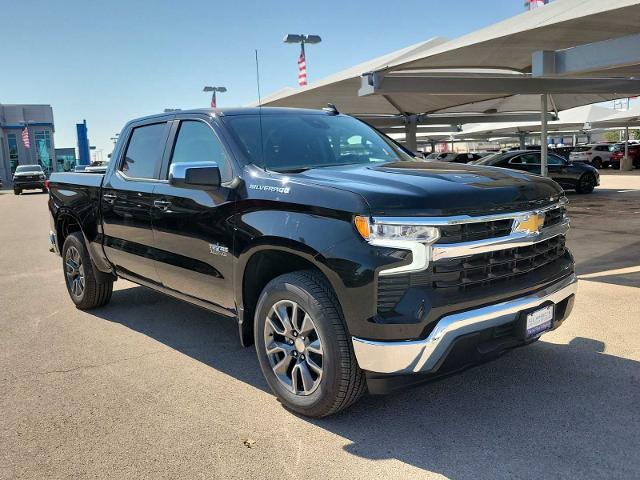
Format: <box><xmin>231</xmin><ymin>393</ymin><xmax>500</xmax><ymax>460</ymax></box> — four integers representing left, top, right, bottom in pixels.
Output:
<box><xmin>283</xmin><ymin>34</ymin><xmax>322</xmax><ymax>86</ymax></box>
<box><xmin>203</xmin><ymin>86</ymin><xmax>227</xmax><ymax>108</ymax></box>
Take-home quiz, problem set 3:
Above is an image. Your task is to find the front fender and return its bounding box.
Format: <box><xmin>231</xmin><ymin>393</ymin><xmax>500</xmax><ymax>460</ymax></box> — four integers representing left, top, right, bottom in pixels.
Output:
<box><xmin>234</xmin><ymin>210</ymin><xmax>408</xmax><ymax>338</ymax></box>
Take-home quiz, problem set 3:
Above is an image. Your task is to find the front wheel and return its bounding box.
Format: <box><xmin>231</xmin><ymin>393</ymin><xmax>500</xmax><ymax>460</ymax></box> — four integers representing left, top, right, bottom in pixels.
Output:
<box><xmin>254</xmin><ymin>270</ymin><xmax>366</xmax><ymax>418</ymax></box>
<box><xmin>62</xmin><ymin>232</ymin><xmax>113</xmax><ymax>309</ymax></box>
<box><xmin>13</xmin><ymin>189</ymin><xmax>21</xmax><ymax>195</ymax></box>
<box><xmin>591</xmin><ymin>157</ymin><xmax>602</xmax><ymax>169</ymax></box>
<box><xmin>576</xmin><ymin>173</ymin><xmax>596</xmax><ymax>194</ymax></box>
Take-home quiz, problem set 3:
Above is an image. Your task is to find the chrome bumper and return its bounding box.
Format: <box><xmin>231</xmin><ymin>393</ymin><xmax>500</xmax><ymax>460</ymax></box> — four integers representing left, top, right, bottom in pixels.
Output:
<box><xmin>352</xmin><ymin>274</ymin><xmax>578</xmax><ymax>374</ymax></box>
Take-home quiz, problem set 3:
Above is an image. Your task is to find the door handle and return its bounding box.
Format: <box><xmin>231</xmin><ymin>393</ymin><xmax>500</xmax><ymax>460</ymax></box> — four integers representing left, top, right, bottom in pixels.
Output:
<box><xmin>102</xmin><ymin>193</ymin><xmax>117</xmax><ymax>203</ymax></box>
<box><xmin>153</xmin><ymin>199</ymin><xmax>172</xmax><ymax>210</ymax></box>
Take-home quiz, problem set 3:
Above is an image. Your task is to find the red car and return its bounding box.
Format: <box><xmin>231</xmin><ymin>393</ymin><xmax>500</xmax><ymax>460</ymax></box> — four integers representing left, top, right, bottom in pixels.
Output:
<box><xmin>610</xmin><ymin>143</ymin><xmax>640</xmax><ymax>168</ymax></box>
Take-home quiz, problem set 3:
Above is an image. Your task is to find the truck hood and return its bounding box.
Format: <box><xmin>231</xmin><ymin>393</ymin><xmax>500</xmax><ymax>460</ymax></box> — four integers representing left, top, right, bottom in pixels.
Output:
<box><xmin>296</xmin><ymin>161</ymin><xmax>563</xmax><ymax>216</ymax></box>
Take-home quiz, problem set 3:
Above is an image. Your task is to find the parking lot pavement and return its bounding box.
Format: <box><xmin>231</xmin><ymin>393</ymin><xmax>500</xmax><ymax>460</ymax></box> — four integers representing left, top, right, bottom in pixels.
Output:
<box><xmin>1</xmin><ymin>176</ymin><xmax>639</xmax><ymax>480</ymax></box>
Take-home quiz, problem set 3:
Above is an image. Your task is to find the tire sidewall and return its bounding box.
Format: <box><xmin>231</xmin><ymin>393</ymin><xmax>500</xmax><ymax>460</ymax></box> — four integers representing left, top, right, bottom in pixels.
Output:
<box><xmin>62</xmin><ymin>233</ymin><xmax>90</xmax><ymax>306</ymax></box>
<box><xmin>578</xmin><ymin>173</ymin><xmax>595</xmax><ymax>193</ymax></box>
<box><xmin>254</xmin><ymin>275</ymin><xmax>345</xmax><ymax>415</ymax></box>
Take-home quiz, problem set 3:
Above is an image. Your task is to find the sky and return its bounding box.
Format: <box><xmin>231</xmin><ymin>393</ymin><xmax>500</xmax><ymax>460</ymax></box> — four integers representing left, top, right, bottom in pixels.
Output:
<box><xmin>1</xmin><ymin>0</ymin><xmax>525</xmax><ymax>156</ymax></box>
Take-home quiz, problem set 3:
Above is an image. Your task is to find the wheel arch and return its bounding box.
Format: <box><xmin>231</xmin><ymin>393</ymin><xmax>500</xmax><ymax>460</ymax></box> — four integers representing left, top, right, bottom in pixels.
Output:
<box><xmin>236</xmin><ymin>241</ymin><xmax>346</xmax><ymax>347</ymax></box>
<box><xmin>54</xmin><ymin>208</ymin><xmax>115</xmax><ymax>277</ymax></box>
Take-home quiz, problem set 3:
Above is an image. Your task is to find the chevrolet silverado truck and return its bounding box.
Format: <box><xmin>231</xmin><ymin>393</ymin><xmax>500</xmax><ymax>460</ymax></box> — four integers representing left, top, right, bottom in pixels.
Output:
<box><xmin>13</xmin><ymin>164</ymin><xmax>48</xmax><ymax>194</ymax></box>
<box><xmin>48</xmin><ymin>107</ymin><xmax>577</xmax><ymax>417</ymax></box>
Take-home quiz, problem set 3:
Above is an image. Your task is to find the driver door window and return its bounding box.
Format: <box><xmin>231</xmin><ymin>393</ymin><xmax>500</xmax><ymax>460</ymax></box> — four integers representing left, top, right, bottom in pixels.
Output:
<box><xmin>168</xmin><ymin>120</ymin><xmax>231</xmax><ymax>181</ymax></box>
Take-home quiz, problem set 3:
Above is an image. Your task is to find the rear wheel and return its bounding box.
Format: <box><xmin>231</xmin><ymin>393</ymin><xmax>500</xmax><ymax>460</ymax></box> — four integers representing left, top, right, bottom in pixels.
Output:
<box><xmin>62</xmin><ymin>232</ymin><xmax>113</xmax><ymax>309</ymax></box>
<box><xmin>254</xmin><ymin>270</ymin><xmax>366</xmax><ymax>418</ymax></box>
<box><xmin>13</xmin><ymin>189</ymin><xmax>21</xmax><ymax>195</ymax></box>
<box><xmin>576</xmin><ymin>173</ymin><xmax>596</xmax><ymax>194</ymax></box>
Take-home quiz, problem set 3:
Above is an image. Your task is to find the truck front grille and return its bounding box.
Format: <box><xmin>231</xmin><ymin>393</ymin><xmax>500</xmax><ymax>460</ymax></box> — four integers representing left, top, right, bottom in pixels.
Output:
<box><xmin>436</xmin><ymin>219</ymin><xmax>512</xmax><ymax>244</ymax></box>
<box><xmin>431</xmin><ymin>236</ymin><xmax>566</xmax><ymax>289</ymax></box>
<box><xmin>543</xmin><ymin>206</ymin><xmax>566</xmax><ymax>228</ymax></box>
<box><xmin>377</xmin><ymin>235</ymin><xmax>567</xmax><ymax>312</ymax></box>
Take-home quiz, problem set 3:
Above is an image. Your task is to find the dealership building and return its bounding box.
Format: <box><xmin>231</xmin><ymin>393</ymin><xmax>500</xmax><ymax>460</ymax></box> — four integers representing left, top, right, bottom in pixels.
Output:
<box><xmin>0</xmin><ymin>104</ymin><xmax>56</xmax><ymax>184</ymax></box>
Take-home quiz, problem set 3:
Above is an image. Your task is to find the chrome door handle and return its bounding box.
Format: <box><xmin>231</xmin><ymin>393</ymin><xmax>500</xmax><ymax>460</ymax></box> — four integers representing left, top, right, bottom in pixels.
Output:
<box><xmin>153</xmin><ymin>199</ymin><xmax>171</xmax><ymax>210</ymax></box>
<box><xmin>102</xmin><ymin>193</ymin><xmax>117</xmax><ymax>203</ymax></box>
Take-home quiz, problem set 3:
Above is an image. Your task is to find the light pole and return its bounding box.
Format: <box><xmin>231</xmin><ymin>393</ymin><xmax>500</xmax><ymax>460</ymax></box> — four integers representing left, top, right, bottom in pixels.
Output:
<box><xmin>283</xmin><ymin>34</ymin><xmax>321</xmax><ymax>86</ymax></box>
<box><xmin>203</xmin><ymin>86</ymin><xmax>227</xmax><ymax>108</ymax></box>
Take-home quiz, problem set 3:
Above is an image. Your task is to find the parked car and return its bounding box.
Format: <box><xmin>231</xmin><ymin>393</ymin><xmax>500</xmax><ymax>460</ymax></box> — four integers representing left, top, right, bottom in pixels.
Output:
<box><xmin>609</xmin><ymin>143</ymin><xmax>640</xmax><ymax>169</ymax></box>
<box><xmin>569</xmin><ymin>144</ymin><xmax>614</xmax><ymax>168</ymax></box>
<box><xmin>12</xmin><ymin>164</ymin><xmax>47</xmax><ymax>194</ymax></box>
<box><xmin>550</xmin><ymin>146</ymin><xmax>575</xmax><ymax>160</ymax></box>
<box><xmin>48</xmin><ymin>107</ymin><xmax>577</xmax><ymax>417</ymax></box>
<box><xmin>424</xmin><ymin>152</ymin><xmax>482</xmax><ymax>163</ymax></box>
<box><xmin>84</xmin><ymin>161</ymin><xmax>110</xmax><ymax>173</ymax></box>
<box><xmin>475</xmin><ymin>150</ymin><xmax>599</xmax><ymax>193</ymax></box>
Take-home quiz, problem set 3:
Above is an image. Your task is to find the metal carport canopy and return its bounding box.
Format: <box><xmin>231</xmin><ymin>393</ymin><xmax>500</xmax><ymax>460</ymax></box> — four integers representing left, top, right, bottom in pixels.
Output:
<box><xmin>260</xmin><ymin>0</ymin><xmax>640</xmax><ymax>117</ymax></box>
<box><xmin>448</xmin><ymin>104</ymin><xmax>616</xmax><ymax>140</ymax></box>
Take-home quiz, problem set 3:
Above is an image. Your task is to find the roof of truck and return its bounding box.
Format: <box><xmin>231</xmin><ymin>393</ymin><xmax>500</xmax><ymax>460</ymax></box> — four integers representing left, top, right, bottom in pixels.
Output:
<box><xmin>130</xmin><ymin>107</ymin><xmax>335</xmax><ymax>124</ymax></box>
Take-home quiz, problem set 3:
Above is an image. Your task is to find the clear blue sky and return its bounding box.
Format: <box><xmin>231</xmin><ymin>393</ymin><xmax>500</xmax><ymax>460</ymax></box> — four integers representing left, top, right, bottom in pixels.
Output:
<box><xmin>1</xmin><ymin>0</ymin><xmax>523</xmax><ymax>155</ymax></box>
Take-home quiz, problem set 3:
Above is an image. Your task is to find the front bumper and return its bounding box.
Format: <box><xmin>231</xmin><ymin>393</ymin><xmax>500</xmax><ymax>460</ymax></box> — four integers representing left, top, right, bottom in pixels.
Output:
<box><xmin>352</xmin><ymin>273</ymin><xmax>577</xmax><ymax>375</ymax></box>
<box><xmin>14</xmin><ymin>181</ymin><xmax>46</xmax><ymax>189</ymax></box>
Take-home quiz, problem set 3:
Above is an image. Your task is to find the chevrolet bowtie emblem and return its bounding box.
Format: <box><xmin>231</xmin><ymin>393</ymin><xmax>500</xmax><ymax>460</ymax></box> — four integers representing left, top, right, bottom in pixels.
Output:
<box><xmin>514</xmin><ymin>213</ymin><xmax>545</xmax><ymax>234</ymax></box>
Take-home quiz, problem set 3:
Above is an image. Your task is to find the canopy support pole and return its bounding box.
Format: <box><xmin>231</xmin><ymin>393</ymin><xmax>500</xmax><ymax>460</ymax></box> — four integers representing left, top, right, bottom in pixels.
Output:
<box><xmin>622</xmin><ymin>127</ymin><xmax>632</xmax><ymax>171</ymax></box>
<box><xmin>518</xmin><ymin>133</ymin><xmax>526</xmax><ymax>150</ymax></box>
<box><xmin>541</xmin><ymin>94</ymin><xmax>548</xmax><ymax>176</ymax></box>
<box><xmin>404</xmin><ymin>115</ymin><xmax>418</xmax><ymax>153</ymax></box>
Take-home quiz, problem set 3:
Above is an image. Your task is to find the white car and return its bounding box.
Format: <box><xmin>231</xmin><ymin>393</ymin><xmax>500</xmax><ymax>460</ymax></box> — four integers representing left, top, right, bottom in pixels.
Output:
<box><xmin>569</xmin><ymin>144</ymin><xmax>614</xmax><ymax>169</ymax></box>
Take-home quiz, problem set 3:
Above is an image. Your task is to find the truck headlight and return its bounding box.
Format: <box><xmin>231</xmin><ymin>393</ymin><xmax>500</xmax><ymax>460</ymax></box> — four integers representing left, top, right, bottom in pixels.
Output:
<box><xmin>355</xmin><ymin>216</ymin><xmax>440</xmax><ymax>275</ymax></box>
<box><xmin>354</xmin><ymin>216</ymin><xmax>440</xmax><ymax>243</ymax></box>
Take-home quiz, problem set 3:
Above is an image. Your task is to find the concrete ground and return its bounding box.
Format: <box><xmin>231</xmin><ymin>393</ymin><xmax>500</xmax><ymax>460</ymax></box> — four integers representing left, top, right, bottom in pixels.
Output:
<box><xmin>1</xmin><ymin>173</ymin><xmax>638</xmax><ymax>479</ymax></box>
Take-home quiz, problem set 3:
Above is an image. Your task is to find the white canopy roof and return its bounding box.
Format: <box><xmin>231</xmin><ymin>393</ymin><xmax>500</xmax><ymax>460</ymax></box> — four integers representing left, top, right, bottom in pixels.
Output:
<box><xmin>456</xmin><ymin>104</ymin><xmax>616</xmax><ymax>139</ymax></box>
<box><xmin>260</xmin><ymin>0</ymin><xmax>640</xmax><ymax>116</ymax></box>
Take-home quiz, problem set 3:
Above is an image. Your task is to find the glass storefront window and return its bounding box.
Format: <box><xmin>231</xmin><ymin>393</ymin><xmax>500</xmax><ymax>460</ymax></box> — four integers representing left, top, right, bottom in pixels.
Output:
<box><xmin>7</xmin><ymin>133</ymin><xmax>19</xmax><ymax>173</ymax></box>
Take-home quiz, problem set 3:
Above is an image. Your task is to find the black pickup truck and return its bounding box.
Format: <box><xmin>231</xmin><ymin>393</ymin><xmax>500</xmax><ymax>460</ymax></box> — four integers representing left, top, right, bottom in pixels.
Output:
<box><xmin>48</xmin><ymin>107</ymin><xmax>577</xmax><ymax>417</ymax></box>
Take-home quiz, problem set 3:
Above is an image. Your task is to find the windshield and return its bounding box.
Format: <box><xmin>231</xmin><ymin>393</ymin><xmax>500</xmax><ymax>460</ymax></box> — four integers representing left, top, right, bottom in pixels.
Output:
<box><xmin>15</xmin><ymin>165</ymin><xmax>43</xmax><ymax>173</ymax></box>
<box><xmin>223</xmin><ymin>114</ymin><xmax>412</xmax><ymax>171</ymax></box>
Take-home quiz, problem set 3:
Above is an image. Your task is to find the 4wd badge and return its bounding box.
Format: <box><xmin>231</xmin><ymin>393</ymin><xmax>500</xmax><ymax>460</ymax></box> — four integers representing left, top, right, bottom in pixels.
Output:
<box><xmin>209</xmin><ymin>243</ymin><xmax>229</xmax><ymax>256</ymax></box>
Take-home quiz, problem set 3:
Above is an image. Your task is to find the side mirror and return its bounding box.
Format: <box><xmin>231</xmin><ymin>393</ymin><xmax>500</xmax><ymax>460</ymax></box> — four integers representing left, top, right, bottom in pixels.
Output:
<box><xmin>169</xmin><ymin>162</ymin><xmax>221</xmax><ymax>189</ymax></box>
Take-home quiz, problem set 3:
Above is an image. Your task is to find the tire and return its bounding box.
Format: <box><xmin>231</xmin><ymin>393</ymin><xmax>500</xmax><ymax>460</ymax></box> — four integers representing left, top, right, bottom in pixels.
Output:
<box><xmin>591</xmin><ymin>157</ymin><xmax>602</xmax><ymax>169</ymax></box>
<box><xmin>42</xmin><ymin>188</ymin><xmax>48</xmax><ymax>193</ymax></box>
<box><xmin>13</xmin><ymin>188</ymin><xmax>21</xmax><ymax>195</ymax></box>
<box><xmin>254</xmin><ymin>270</ymin><xmax>366</xmax><ymax>417</ymax></box>
<box><xmin>576</xmin><ymin>173</ymin><xmax>596</xmax><ymax>194</ymax></box>
<box><xmin>62</xmin><ymin>232</ymin><xmax>113</xmax><ymax>309</ymax></box>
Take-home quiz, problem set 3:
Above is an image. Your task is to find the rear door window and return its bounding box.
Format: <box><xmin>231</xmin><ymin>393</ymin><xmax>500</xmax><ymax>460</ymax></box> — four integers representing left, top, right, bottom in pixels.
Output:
<box><xmin>511</xmin><ymin>153</ymin><xmax>541</xmax><ymax>165</ymax></box>
<box><xmin>121</xmin><ymin>123</ymin><xmax>168</xmax><ymax>179</ymax></box>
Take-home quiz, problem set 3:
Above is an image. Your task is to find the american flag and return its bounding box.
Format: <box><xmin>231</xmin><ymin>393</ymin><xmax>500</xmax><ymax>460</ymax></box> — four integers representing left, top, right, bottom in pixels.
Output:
<box><xmin>298</xmin><ymin>46</ymin><xmax>307</xmax><ymax>87</ymax></box>
<box><xmin>525</xmin><ymin>0</ymin><xmax>548</xmax><ymax>9</ymax></box>
<box><xmin>21</xmin><ymin>126</ymin><xmax>30</xmax><ymax>149</ymax></box>
<box><xmin>210</xmin><ymin>91</ymin><xmax>217</xmax><ymax>108</ymax></box>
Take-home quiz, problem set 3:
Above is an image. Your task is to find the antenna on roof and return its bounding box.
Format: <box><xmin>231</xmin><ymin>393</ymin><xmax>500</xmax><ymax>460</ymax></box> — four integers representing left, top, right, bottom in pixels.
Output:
<box><xmin>323</xmin><ymin>103</ymin><xmax>339</xmax><ymax>115</ymax></box>
<box><xmin>255</xmin><ymin>49</ymin><xmax>266</xmax><ymax>170</ymax></box>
